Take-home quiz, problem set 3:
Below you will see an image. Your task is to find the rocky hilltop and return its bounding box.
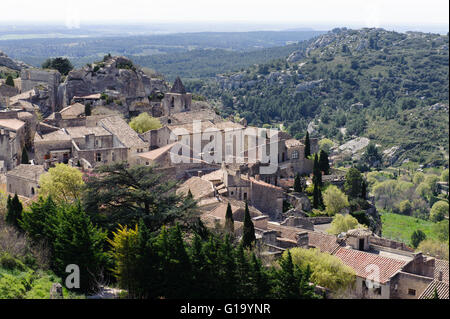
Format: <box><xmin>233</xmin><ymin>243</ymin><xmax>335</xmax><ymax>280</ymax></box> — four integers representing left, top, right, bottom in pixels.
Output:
<box><xmin>0</xmin><ymin>50</ymin><xmax>30</xmax><ymax>71</ymax></box>
<box><xmin>59</xmin><ymin>55</ymin><xmax>167</xmax><ymax>107</ymax></box>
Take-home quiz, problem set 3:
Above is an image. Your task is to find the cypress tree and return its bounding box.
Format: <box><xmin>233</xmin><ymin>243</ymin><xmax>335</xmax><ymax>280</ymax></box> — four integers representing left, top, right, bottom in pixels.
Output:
<box><xmin>304</xmin><ymin>131</ymin><xmax>311</xmax><ymax>158</ymax></box>
<box><xmin>5</xmin><ymin>75</ymin><xmax>14</xmax><ymax>87</ymax></box>
<box><xmin>319</xmin><ymin>150</ymin><xmax>330</xmax><ymax>175</ymax></box>
<box><xmin>312</xmin><ymin>182</ymin><xmax>323</xmax><ymax>209</ymax></box>
<box><xmin>6</xmin><ymin>194</ymin><xmax>23</xmax><ymax>229</ymax></box>
<box><xmin>242</xmin><ymin>202</ymin><xmax>256</xmax><ymax>248</ymax></box>
<box><xmin>21</xmin><ymin>146</ymin><xmax>29</xmax><ymax>164</ymax></box>
<box><xmin>313</xmin><ymin>153</ymin><xmax>322</xmax><ymax>187</ymax></box>
<box><xmin>85</xmin><ymin>103</ymin><xmax>92</xmax><ymax>116</ymax></box>
<box><xmin>433</xmin><ymin>287</ymin><xmax>439</xmax><ymax>299</ymax></box>
<box><xmin>361</xmin><ymin>179</ymin><xmax>367</xmax><ymax>200</ymax></box>
<box><xmin>225</xmin><ymin>202</ymin><xmax>234</xmax><ymax>235</ymax></box>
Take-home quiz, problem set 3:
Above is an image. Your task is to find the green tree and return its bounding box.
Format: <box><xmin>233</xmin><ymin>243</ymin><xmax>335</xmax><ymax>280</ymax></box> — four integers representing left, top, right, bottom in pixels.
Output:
<box><xmin>327</xmin><ymin>214</ymin><xmax>361</xmax><ymax>235</ymax></box>
<box><xmin>304</xmin><ymin>131</ymin><xmax>311</xmax><ymax>158</ymax></box>
<box><xmin>323</xmin><ymin>185</ymin><xmax>349</xmax><ymax>216</ymax></box>
<box><xmin>319</xmin><ymin>150</ymin><xmax>330</xmax><ymax>175</ymax></box>
<box><xmin>430</xmin><ymin>201</ymin><xmax>449</xmax><ymax>222</ymax></box>
<box><xmin>411</xmin><ymin>230</ymin><xmax>426</xmax><ymax>249</ymax></box>
<box><xmin>289</xmin><ymin>247</ymin><xmax>356</xmax><ymax>293</ymax></box>
<box><xmin>413</xmin><ymin>172</ymin><xmax>425</xmax><ymax>185</ymax></box>
<box><xmin>5</xmin><ymin>75</ymin><xmax>14</xmax><ymax>87</ymax></box>
<box><xmin>83</xmin><ymin>163</ymin><xmax>199</xmax><ymax>232</ymax></box>
<box><xmin>21</xmin><ymin>146</ymin><xmax>29</xmax><ymax>164</ymax></box>
<box><xmin>361</xmin><ymin>142</ymin><xmax>382</xmax><ymax>167</ymax></box>
<box><xmin>440</xmin><ymin>169</ymin><xmax>449</xmax><ymax>183</ymax></box>
<box><xmin>5</xmin><ymin>194</ymin><xmax>23</xmax><ymax>229</ymax></box>
<box><xmin>318</xmin><ymin>138</ymin><xmax>333</xmax><ymax>153</ymax></box>
<box><xmin>294</xmin><ymin>173</ymin><xmax>304</xmax><ymax>193</ymax></box>
<box><xmin>312</xmin><ymin>181</ymin><xmax>324</xmax><ymax>210</ymax></box>
<box><xmin>52</xmin><ymin>204</ymin><xmax>107</xmax><ymax>293</ymax></box>
<box><xmin>42</xmin><ymin>57</ymin><xmax>74</xmax><ymax>75</ymax></box>
<box><xmin>242</xmin><ymin>202</ymin><xmax>256</xmax><ymax>248</ymax></box>
<box><xmin>39</xmin><ymin>163</ymin><xmax>84</xmax><ymax>204</ymax></box>
<box><xmin>129</xmin><ymin>112</ymin><xmax>162</xmax><ymax>133</ymax></box>
<box><xmin>313</xmin><ymin>153</ymin><xmax>322</xmax><ymax>187</ymax></box>
<box><xmin>344</xmin><ymin>167</ymin><xmax>364</xmax><ymax>198</ymax></box>
<box><xmin>224</xmin><ymin>203</ymin><xmax>234</xmax><ymax>235</ymax></box>
<box><xmin>84</xmin><ymin>103</ymin><xmax>92</xmax><ymax>116</ymax></box>
<box><xmin>19</xmin><ymin>196</ymin><xmax>58</xmax><ymax>242</ymax></box>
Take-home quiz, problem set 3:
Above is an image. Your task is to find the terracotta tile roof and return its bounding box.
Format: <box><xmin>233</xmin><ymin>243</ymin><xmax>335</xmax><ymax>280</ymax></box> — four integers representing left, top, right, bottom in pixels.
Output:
<box><xmin>419</xmin><ymin>280</ymin><xmax>449</xmax><ymax>299</ymax></box>
<box><xmin>434</xmin><ymin>259</ymin><xmax>449</xmax><ymax>283</ymax></box>
<box><xmin>266</xmin><ymin>223</ymin><xmax>303</xmax><ymax>242</ymax></box>
<box><xmin>0</xmin><ymin>118</ymin><xmax>25</xmax><ymax>131</ymax></box>
<box><xmin>177</xmin><ymin>176</ymin><xmax>215</xmax><ymax>200</ymax></box>
<box><xmin>201</xmin><ymin>169</ymin><xmax>223</xmax><ymax>182</ymax></box>
<box><xmin>285</xmin><ymin>139</ymin><xmax>303</xmax><ymax>148</ymax></box>
<box><xmin>35</xmin><ymin>129</ymin><xmax>71</xmax><ymax>142</ymax></box>
<box><xmin>65</xmin><ymin>126</ymin><xmax>111</xmax><ymax>139</ymax></box>
<box><xmin>99</xmin><ymin>115</ymin><xmax>147</xmax><ymax>149</ymax></box>
<box><xmin>168</xmin><ymin>109</ymin><xmax>221</xmax><ymax>124</ymax></box>
<box><xmin>208</xmin><ymin>202</ymin><xmax>241</xmax><ymax>220</ymax></box>
<box><xmin>308</xmin><ymin>231</ymin><xmax>343</xmax><ymax>254</ymax></box>
<box><xmin>334</xmin><ymin>247</ymin><xmax>408</xmax><ymax>284</ymax></box>
<box><xmin>138</xmin><ymin>143</ymin><xmax>177</xmax><ymax>161</ymax></box>
<box><xmin>6</xmin><ymin>164</ymin><xmax>45</xmax><ymax>182</ymax></box>
<box><xmin>59</xmin><ymin>103</ymin><xmax>85</xmax><ymax>118</ymax></box>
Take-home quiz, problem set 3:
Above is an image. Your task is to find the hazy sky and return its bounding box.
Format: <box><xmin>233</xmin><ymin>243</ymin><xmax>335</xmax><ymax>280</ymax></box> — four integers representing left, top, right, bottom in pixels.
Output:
<box><xmin>1</xmin><ymin>0</ymin><xmax>448</xmax><ymax>30</ymax></box>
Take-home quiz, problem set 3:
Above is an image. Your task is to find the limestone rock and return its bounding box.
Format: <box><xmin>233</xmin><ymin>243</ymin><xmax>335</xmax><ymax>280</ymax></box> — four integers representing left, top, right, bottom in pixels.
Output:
<box><xmin>0</xmin><ymin>51</ymin><xmax>30</xmax><ymax>71</ymax></box>
<box><xmin>60</xmin><ymin>56</ymin><xmax>168</xmax><ymax>107</ymax></box>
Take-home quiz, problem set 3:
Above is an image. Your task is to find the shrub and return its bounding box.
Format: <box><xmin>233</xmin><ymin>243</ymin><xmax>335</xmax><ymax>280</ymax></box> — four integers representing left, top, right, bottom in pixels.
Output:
<box><xmin>430</xmin><ymin>201</ymin><xmax>449</xmax><ymax>222</ymax></box>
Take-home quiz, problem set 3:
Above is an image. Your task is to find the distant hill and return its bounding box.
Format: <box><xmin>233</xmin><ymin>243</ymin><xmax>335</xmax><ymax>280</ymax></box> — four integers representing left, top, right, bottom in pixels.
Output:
<box><xmin>186</xmin><ymin>28</ymin><xmax>449</xmax><ymax>167</ymax></box>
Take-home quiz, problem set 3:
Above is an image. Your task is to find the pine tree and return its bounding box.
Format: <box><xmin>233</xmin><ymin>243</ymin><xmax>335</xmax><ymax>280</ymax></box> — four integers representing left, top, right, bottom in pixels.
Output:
<box><xmin>304</xmin><ymin>131</ymin><xmax>311</xmax><ymax>158</ymax></box>
<box><xmin>242</xmin><ymin>202</ymin><xmax>256</xmax><ymax>248</ymax></box>
<box><xmin>21</xmin><ymin>146</ymin><xmax>29</xmax><ymax>164</ymax></box>
<box><xmin>275</xmin><ymin>250</ymin><xmax>298</xmax><ymax>298</ymax></box>
<box><xmin>319</xmin><ymin>150</ymin><xmax>330</xmax><ymax>175</ymax></box>
<box><xmin>5</xmin><ymin>194</ymin><xmax>23</xmax><ymax>229</ymax></box>
<box><xmin>225</xmin><ymin>202</ymin><xmax>234</xmax><ymax>235</ymax></box>
<box><xmin>294</xmin><ymin>173</ymin><xmax>303</xmax><ymax>193</ymax></box>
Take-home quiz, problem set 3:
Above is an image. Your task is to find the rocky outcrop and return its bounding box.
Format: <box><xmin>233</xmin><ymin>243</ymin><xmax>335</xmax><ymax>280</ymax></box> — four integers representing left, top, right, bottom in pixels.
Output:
<box><xmin>0</xmin><ymin>51</ymin><xmax>30</xmax><ymax>71</ymax></box>
<box><xmin>59</xmin><ymin>56</ymin><xmax>167</xmax><ymax>107</ymax></box>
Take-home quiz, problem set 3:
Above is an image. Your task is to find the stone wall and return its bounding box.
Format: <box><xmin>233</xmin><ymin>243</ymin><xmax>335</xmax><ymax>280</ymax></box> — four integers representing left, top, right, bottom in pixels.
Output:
<box><xmin>6</xmin><ymin>174</ymin><xmax>39</xmax><ymax>198</ymax></box>
<box><xmin>389</xmin><ymin>271</ymin><xmax>433</xmax><ymax>299</ymax></box>
<box><xmin>250</xmin><ymin>180</ymin><xmax>284</xmax><ymax>220</ymax></box>
<box><xmin>21</xmin><ymin>69</ymin><xmax>61</xmax><ymax>112</ymax></box>
<box><xmin>369</xmin><ymin>236</ymin><xmax>414</xmax><ymax>252</ymax></box>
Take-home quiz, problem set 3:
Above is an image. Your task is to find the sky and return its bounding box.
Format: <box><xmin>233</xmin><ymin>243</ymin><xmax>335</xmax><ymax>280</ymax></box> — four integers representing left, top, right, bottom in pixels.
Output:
<box><xmin>0</xmin><ymin>0</ymin><xmax>448</xmax><ymax>32</ymax></box>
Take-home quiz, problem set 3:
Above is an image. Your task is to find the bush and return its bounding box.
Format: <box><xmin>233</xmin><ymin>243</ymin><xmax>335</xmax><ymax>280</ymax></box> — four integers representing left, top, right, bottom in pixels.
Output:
<box><xmin>129</xmin><ymin>112</ymin><xmax>162</xmax><ymax>133</ymax></box>
<box><xmin>411</xmin><ymin>230</ymin><xmax>427</xmax><ymax>248</ymax></box>
<box><xmin>327</xmin><ymin>214</ymin><xmax>362</xmax><ymax>235</ymax></box>
<box><xmin>417</xmin><ymin>239</ymin><xmax>449</xmax><ymax>260</ymax></box>
<box><xmin>323</xmin><ymin>185</ymin><xmax>349</xmax><ymax>216</ymax></box>
<box><xmin>430</xmin><ymin>201</ymin><xmax>449</xmax><ymax>222</ymax></box>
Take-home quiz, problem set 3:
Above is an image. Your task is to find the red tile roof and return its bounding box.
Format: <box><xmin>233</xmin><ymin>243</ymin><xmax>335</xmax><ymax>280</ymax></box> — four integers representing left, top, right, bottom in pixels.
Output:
<box><xmin>334</xmin><ymin>247</ymin><xmax>408</xmax><ymax>284</ymax></box>
<box><xmin>419</xmin><ymin>280</ymin><xmax>449</xmax><ymax>299</ymax></box>
<box><xmin>308</xmin><ymin>232</ymin><xmax>343</xmax><ymax>254</ymax></box>
<box><xmin>434</xmin><ymin>259</ymin><xmax>449</xmax><ymax>283</ymax></box>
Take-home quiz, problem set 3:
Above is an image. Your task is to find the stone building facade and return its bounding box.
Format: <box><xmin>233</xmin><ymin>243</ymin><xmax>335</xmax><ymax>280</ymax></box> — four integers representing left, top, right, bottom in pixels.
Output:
<box><xmin>6</xmin><ymin>164</ymin><xmax>45</xmax><ymax>198</ymax></box>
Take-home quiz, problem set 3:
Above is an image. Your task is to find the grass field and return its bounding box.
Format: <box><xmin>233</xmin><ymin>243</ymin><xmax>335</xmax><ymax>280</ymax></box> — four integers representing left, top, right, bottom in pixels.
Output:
<box><xmin>381</xmin><ymin>212</ymin><xmax>440</xmax><ymax>246</ymax></box>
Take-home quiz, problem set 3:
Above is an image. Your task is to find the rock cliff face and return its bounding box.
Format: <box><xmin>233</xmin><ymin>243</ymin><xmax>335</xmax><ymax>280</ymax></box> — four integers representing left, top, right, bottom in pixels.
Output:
<box><xmin>59</xmin><ymin>56</ymin><xmax>167</xmax><ymax>107</ymax></box>
<box><xmin>0</xmin><ymin>51</ymin><xmax>30</xmax><ymax>71</ymax></box>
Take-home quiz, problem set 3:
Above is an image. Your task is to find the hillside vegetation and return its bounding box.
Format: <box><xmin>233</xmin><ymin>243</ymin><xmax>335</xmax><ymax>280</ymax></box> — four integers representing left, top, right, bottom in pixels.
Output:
<box><xmin>186</xmin><ymin>28</ymin><xmax>449</xmax><ymax>167</ymax></box>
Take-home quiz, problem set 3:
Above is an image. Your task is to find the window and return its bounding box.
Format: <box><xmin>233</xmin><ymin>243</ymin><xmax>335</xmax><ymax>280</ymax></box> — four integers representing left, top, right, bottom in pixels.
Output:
<box><xmin>374</xmin><ymin>287</ymin><xmax>382</xmax><ymax>295</ymax></box>
<box><xmin>96</xmin><ymin>153</ymin><xmax>102</xmax><ymax>162</ymax></box>
<box><xmin>292</xmin><ymin>150</ymin><xmax>299</xmax><ymax>159</ymax></box>
<box><xmin>112</xmin><ymin>152</ymin><xmax>115</xmax><ymax>161</ymax></box>
<box><xmin>408</xmin><ymin>289</ymin><xmax>416</xmax><ymax>296</ymax></box>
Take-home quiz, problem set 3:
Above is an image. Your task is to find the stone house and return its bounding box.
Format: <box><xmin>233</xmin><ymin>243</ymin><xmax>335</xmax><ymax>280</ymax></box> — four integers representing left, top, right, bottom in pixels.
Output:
<box><xmin>0</xmin><ymin>118</ymin><xmax>26</xmax><ymax>170</ymax></box>
<box><xmin>98</xmin><ymin>115</ymin><xmax>149</xmax><ymax>166</ymax></box>
<box><xmin>44</xmin><ymin>103</ymin><xmax>86</xmax><ymax>128</ymax></box>
<box><xmin>6</xmin><ymin>164</ymin><xmax>45</xmax><ymax>198</ymax></box>
<box><xmin>160</xmin><ymin>77</ymin><xmax>192</xmax><ymax>116</ymax></box>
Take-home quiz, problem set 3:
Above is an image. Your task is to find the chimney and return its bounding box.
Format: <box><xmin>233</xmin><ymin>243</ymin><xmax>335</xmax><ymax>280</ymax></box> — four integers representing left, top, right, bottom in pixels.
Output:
<box><xmin>255</xmin><ymin>174</ymin><xmax>261</xmax><ymax>181</ymax></box>
<box><xmin>438</xmin><ymin>271</ymin><xmax>443</xmax><ymax>282</ymax></box>
<box><xmin>197</xmin><ymin>170</ymin><xmax>203</xmax><ymax>177</ymax></box>
<box><xmin>296</xmin><ymin>231</ymin><xmax>309</xmax><ymax>248</ymax></box>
